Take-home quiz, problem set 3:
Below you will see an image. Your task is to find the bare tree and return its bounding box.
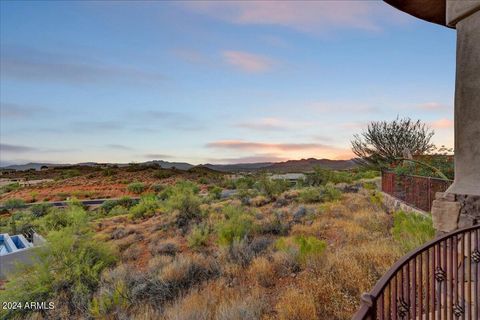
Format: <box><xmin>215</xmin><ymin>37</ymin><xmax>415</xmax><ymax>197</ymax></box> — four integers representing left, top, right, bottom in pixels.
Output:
<box><xmin>351</xmin><ymin>117</ymin><xmax>435</xmax><ymax>168</ymax></box>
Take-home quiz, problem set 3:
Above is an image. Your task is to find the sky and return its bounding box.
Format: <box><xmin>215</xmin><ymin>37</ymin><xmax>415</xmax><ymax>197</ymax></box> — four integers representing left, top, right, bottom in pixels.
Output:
<box><xmin>0</xmin><ymin>1</ymin><xmax>456</xmax><ymax>166</ymax></box>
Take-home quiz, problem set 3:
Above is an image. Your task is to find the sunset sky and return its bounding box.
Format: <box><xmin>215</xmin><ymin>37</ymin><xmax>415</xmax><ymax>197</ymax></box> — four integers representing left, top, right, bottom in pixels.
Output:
<box><xmin>0</xmin><ymin>1</ymin><xmax>456</xmax><ymax>166</ymax></box>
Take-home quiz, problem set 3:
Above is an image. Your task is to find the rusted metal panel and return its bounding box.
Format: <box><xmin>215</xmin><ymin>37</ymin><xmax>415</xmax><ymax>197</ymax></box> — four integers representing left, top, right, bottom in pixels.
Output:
<box><xmin>381</xmin><ymin>171</ymin><xmax>453</xmax><ymax>212</ymax></box>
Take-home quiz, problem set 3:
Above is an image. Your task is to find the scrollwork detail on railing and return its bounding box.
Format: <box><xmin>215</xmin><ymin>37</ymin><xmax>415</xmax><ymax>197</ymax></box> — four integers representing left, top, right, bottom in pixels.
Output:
<box><xmin>434</xmin><ymin>266</ymin><xmax>446</xmax><ymax>282</ymax></box>
<box><xmin>453</xmin><ymin>303</ymin><xmax>464</xmax><ymax>318</ymax></box>
<box><xmin>397</xmin><ymin>298</ymin><xmax>409</xmax><ymax>319</ymax></box>
<box><xmin>471</xmin><ymin>248</ymin><xmax>480</xmax><ymax>263</ymax></box>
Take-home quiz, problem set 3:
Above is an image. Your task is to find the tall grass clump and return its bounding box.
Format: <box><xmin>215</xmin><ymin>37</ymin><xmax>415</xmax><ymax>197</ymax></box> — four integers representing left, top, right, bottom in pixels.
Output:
<box><xmin>166</xmin><ymin>181</ymin><xmax>201</xmax><ymax>225</ymax></box>
<box><xmin>217</xmin><ymin>206</ymin><xmax>254</xmax><ymax>246</ymax></box>
<box><xmin>275</xmin><ymin>235</ymin><xmax>326</xmax><ymax>266</ymax></box>
<box><xmin>127</xmin><ymin>182</ymin><xmax>145</xmax><ymax>194</ymax></box>
<box><xmin>130</xmin><ymin>195</ymin><xmax>159</xmax><ymax>219</ymax></box>
<box><xmin>391</xmin><ymin>211</ymin><xmax>435</xmax><ymax>253</ymax></box>
<box><xmin>254</xmin><ymin>175</ymin><xmax>290</xmax><ymax>199</ymax></box>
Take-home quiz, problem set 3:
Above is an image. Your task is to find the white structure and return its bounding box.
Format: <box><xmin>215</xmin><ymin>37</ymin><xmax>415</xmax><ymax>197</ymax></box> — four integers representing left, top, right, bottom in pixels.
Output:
<box><xmin>0</xmin><ymin>232</ymin><xmax>45</xmax><ymax>278</ymax></box>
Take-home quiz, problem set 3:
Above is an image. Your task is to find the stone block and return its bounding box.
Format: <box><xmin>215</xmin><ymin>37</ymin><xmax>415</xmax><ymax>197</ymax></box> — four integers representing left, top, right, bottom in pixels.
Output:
<box><xmin>431</xmin><ymin>198</ymin><xmax>461</xmax><ymax>233</ymax></box>
<box><xmin>435</xmin><ymin>192</ymin><xmax>456</xmax><ymax>201</ymax></box>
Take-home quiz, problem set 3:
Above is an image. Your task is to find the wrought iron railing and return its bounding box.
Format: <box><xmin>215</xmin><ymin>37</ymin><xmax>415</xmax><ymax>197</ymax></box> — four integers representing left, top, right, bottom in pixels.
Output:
<box><xmin>353</xmin><ymin>224</ymin><xmax>480</xmax><ymax>320</ymax></box>
<box><xmin>382</xmin><ymin>171</ymin><xmax>453</xmax><ymax>212</ymax></box>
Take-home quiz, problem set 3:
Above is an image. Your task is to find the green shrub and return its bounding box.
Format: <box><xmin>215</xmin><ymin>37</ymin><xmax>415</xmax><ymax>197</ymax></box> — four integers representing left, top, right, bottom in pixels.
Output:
<box><xmin>166</xmin><ymin>181</ymin><xmax>201</xmax><ymax>222</ymax></box>
<box><xmin>153</xmin><ymin>169</ymin><xmax>175</xmax><ymax>179</ymax></box>
<box><xmin>101</xmin><ymin>197</ymin><xmax>136</xmax><ymax>213</ymax></box>
<box><xmin>61</xmin><ymin>169</ymin><xmax>81</xmax><ymax>179</ymax></box>
<box><xmin>127</xmin><ymin>182</ymin><xmax>145</xmax><ymax>194</ymax></box>
<box><xmin>392</xmin><ymin>211</ymin><xmax>435</xmax><ymax>253</ymax></box>
<box><xmin>30</xmin><ymin>202</ymin><xmax>52</xmax><ymax>217</ymax></box>
<box><xmin>298</xmin><ymin>185</ymin><xmax>342</xmax><ymax>203</ymax></box>
<box><xmin>39</xmin><ymin>205</ymin><xmax>89</xmax><ymax>232</ymax></box>
<box><xmin>254</xmin><ymin>175</ymin><xmax>289</xmax><ymax>198</ymax></box>
<box><xmin>275</xmin><ymin>236</ymin><xmax>326</xmax><ymax>265</ymax></box>
<box><xmin>0</xmin><ymin>225</ymin><xmax>117</xmax><ymax>319</ymax></box>
<box><xmin>235</xmin><ymin>176</ymin><xmax>255</xmax><ymax>189</ymax></box>
<box><xmin>322</xmin><ymin>184</ymin><xmax>342</xmax><ymax>202</ymax></box>
<box><xmin>217</xmin><ymin>206</ymin><xmax>254</xmax><ymax>246</ymax></box>
<box><xmin>130</xmin><ymin>195</ymin><xmax>159</xmax><ymax>219</ymax></box>
<box><xmin>2</xmin><ymin>198</ymin><xmax>26</xmax><ymax>209</ymax></box>
<box><xmin>0</xmin><ymin>182</ymin><xmax>21</xmax><ymax>194</ymax></box>
<box><xmin>187</xmin><ymin>224</ymin><xmax>210</xmax><ymax>249</ymax></box>
<box><xmin>208</xmin><ymin>185</ymin><xmax>222</xmax><ymax>200</ymax></box>
<box><xmin>152</xmin><ymin>184</ymin><xmax>166</xmax><ymax>193</ymax></box>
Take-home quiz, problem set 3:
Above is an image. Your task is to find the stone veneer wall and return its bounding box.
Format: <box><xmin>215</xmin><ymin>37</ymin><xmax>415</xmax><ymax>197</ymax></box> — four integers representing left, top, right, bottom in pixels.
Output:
<box><xmin>457</xmin><ymin>194</ymin><xmax>480</xmax><ymax>228</ymax></box>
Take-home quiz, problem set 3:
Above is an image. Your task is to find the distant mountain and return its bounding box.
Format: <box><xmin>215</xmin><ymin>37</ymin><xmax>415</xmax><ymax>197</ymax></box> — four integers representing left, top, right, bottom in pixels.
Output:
<box><xmin>143</xmin><ymin>160</ymin><xmax>194</xmax><ymax>171</ymax></box>
<box><xmin>1</xmin><ymin>162</ymin><xmax>70</xmax><ymax>171</ymax></box>
<box><xmin>200</xmin><ymin>162</ymin><xmax>273</xmax><ymax>172</ymax></box>
<box><xmin>1</xmin><ymin>158</ymin><xmax>356</xmax><ymax>173</ymax></box>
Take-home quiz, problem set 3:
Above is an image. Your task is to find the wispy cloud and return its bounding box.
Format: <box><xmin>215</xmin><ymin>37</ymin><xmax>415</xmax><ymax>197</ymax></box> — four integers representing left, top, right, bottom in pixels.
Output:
<box><xmin>0</xmin><ymin>143</ymin><xmax>37</xmax><ymax>153</ymax></box>
<box><xmin>1</xmin><ymin>102</ymin><xmax>50</xmax><ymax>119</ymax></box>
<box><xmin>222</xmin><ymin>50</ymin><xmax>275</xmax><ymax>73</ymax></box>
<box><xmin>206</xmin><ymin>140</ymin><xmax>332</xmax><ymax>152</ymax></box>
<box><xmin>71</xmin><ymin>121</ymin><xmax>124</xmax><ymax>133</ymax></box>
<box><xmin>235</xmin><ymin>117</ymin><xmax>311</xmax><ymax>131</ymax></box>
<box><xmin>143</xmin><ymin>153</ymin><xmax>173</xmax><ymax>159</ymax></box>
<box><xmin>417</xmin><ymin>102</ymin><xmax>450</xmax><ymax>111</ymax></box>
<box><xmin>430</xmin><ymin>118</ymin><xmax>454</xmax><ymax>129</ymax></box>
<box><xmin>1</xmin><ymin>45</ymin><xmax>165</xmax><ymax>86</ymax></box>
<box><xmin>106</xmin><ymin>144</ymin><xmax>133</xmax><ymax>150</ymax></box>
<box><xmin>183</xmin><ymin>1</ymin><xmax>406</xmax><ymax>34</ymax></box>
<box><xmin>210</xmin><ymin>154</ymin><xmax>288</xmax><ymax>164</ymax></box>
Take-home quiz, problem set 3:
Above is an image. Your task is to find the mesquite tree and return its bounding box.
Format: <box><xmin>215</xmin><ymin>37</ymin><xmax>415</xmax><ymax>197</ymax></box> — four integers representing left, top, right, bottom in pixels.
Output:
<box><xmin>351</xmin><ymin>117</ymin><xmax>435</xmax><ymax>168</ymax></box>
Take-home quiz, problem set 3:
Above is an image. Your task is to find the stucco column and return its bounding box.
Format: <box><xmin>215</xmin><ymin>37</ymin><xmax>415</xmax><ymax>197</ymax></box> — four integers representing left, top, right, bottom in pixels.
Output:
<box><xmin>445</xmin><ymin>2</ymin><xmax>480</xmax><ymax>196</ymax></box>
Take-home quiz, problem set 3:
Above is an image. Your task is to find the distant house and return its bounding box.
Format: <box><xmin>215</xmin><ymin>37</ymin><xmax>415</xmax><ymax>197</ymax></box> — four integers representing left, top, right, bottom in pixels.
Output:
<box><xmin>270</xmin><ymin>173</ymin><xmax>306</xmax><ymax>184</ymax></box>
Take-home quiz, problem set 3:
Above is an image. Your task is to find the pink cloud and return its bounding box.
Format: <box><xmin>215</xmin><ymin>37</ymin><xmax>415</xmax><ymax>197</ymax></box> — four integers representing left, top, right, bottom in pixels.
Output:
<box><xmin>183</xmin><ymin>1</ymin><xmax>407</xmax><ymax>34</ymax></box>
<box><xmin>222</xmin><ymin>50</ymin><xmax>275</xmax><ymax>73</ymax></box>
<box><xmin>430</xmin><ymin>118</ymin><xmax>454</xmax><ymax>129</ymax></box>
<box><xmin>417</xmin><ymin>102</ymin><xmax>449</xmax><ymax>111</ymax></box>
<box><xmin>205</xmin><ymin>140</ymin><xmax>352</xmax><ymax>160</ymax></box>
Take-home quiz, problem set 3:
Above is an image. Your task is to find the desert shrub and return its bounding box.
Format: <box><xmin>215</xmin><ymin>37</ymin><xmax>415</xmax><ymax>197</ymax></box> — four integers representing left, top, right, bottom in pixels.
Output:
<box><xmin>149</xmin><ymin>241</ymin><xmax>179</xmax><ymax>256</ymax></box>
<box><xmin>39</xmin><ymin>205</ymin><xmax>89</xmax><ymax>232</ymax></box>
<box><xmin>208</xmin><ymin>185</ymin><xmax>222</xmax><ymax>200</ymax></box>
<box><xmin>217</xmin><ymin>206</ymin><xmax>254</xmax><ymax>246</ymax></box>
<box><xmin>30</xmin><ymin>202</ymin><xmax>52</xmax><ymax>217</ymax></box>
<box><xmin>322</xmin><ymin>184</ymin><xmax>342</xmax><ymax>202</ymax></box>
<box><xmin>152</xmin><ymin>183</ymin><xmax>166</xmax><ymax>193</ymax></box>
<box><xmin>259</xmin><ymin>215</ymin><xmax>290</xmax><ymax>236</ymax></box>
<box><xmin>2</xmin><ymin>198</ymin><xmax>26</xmax><ymax>209</ymax></box>
<box><xmin>298</xmin><ymin>184</ymin><xmax>342</xmax><ymax>203</ymax></box>
<box><xmin>61</xmin><ymin>169</ymin><xmax>81</xmax><ymax>179</ymax></box>
<box><xmin>215</xmin><ymin>290</ymin><xmax>266</xmax><ymax>320</ymax></box>
<box><xmin>254</xmin><ymin>175</ymin><xmax>290</xmax><ymax>198</ymax></box>
<box><xmin>153</xmin><ymin>169</ymin><xmax>175</xmax><ymax>179</ymax></box>
<box><xmin>235</xmin><ymin>176</ymin><xmax>255</xmax><ymax>189</ymax></box>
<box><xmin>392</xmin><ymin>211</ymin><xmax>435</xmax><ymax>253</ymax></box>
<box><xmin>248</xmin><ymin>257</ymin><xmax>275</xmax><ymax>287</ymax></box>
<box><xmin>276</xmin><ymin>288</ymin><xmax>317</xmax><ymax>320</ymax></box>
<box><xmin>298</xmin><ymin>187</ymin><xmax>323</xmax><ymax>203</ymax></box>
<box><xmin>276</xmin><ymin>236</ymin><xmax>326</xmax><ymax>265</ymax></box>
<box><xmin>0</xmin><ymin>224</ymin><xmax>117</xmax><ymax>319</ymax></box>
<box><xmin>272</xmin><ymin>251</ymin><xmax>299</xmax><ymax>276</ymax></box>
<box><xmin>0</xmin><ymin>182</ymin><xmax>21</xmax><ymax>194</ymax></box>
<box><xmin>95</xmin><ymin>254</ymin><xmax>219</xmax><ymax>315</ymax></box>
<box><xmin>101</xmin><ymin>196</ymin><xmax>136</xmax><ymax>213</ymax></box>
<box><xmin>130</xmin><ymin>195</ymin><xmax>159</xmax><ymax>219</ymax></box>
<box><xmin>166</xmin><ymin>181</ymin><xmax>201</xmax><ymax>225</ymax></box>
<box><xmin>127</xmin><ymin>182</ymin><xmax>145</xmax><ymax>194</ymax></box>
<box><xmin>187</xmin><ymin>224</ymin><xmax>210</xmax><ymax>249</ymax></box>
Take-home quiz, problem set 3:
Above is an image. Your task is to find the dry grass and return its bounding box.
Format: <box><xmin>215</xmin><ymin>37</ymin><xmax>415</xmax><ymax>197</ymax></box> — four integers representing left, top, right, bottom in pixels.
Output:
<box><xmin>276</xmin><ymin>287</ymin><xmax>317</xmax><ymax>320</ymax></box>
<box><xmin>248</xmin><ymin>256</ymin><xmax>275</xmax><ymax>287</ymax></box>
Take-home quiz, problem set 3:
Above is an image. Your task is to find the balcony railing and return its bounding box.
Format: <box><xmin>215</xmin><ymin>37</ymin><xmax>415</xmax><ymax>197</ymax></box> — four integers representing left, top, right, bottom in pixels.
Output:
<box><xmin>353</xmin><ymin>224</ymin><xmax>480</xmax><ymax>320</ymax></box>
